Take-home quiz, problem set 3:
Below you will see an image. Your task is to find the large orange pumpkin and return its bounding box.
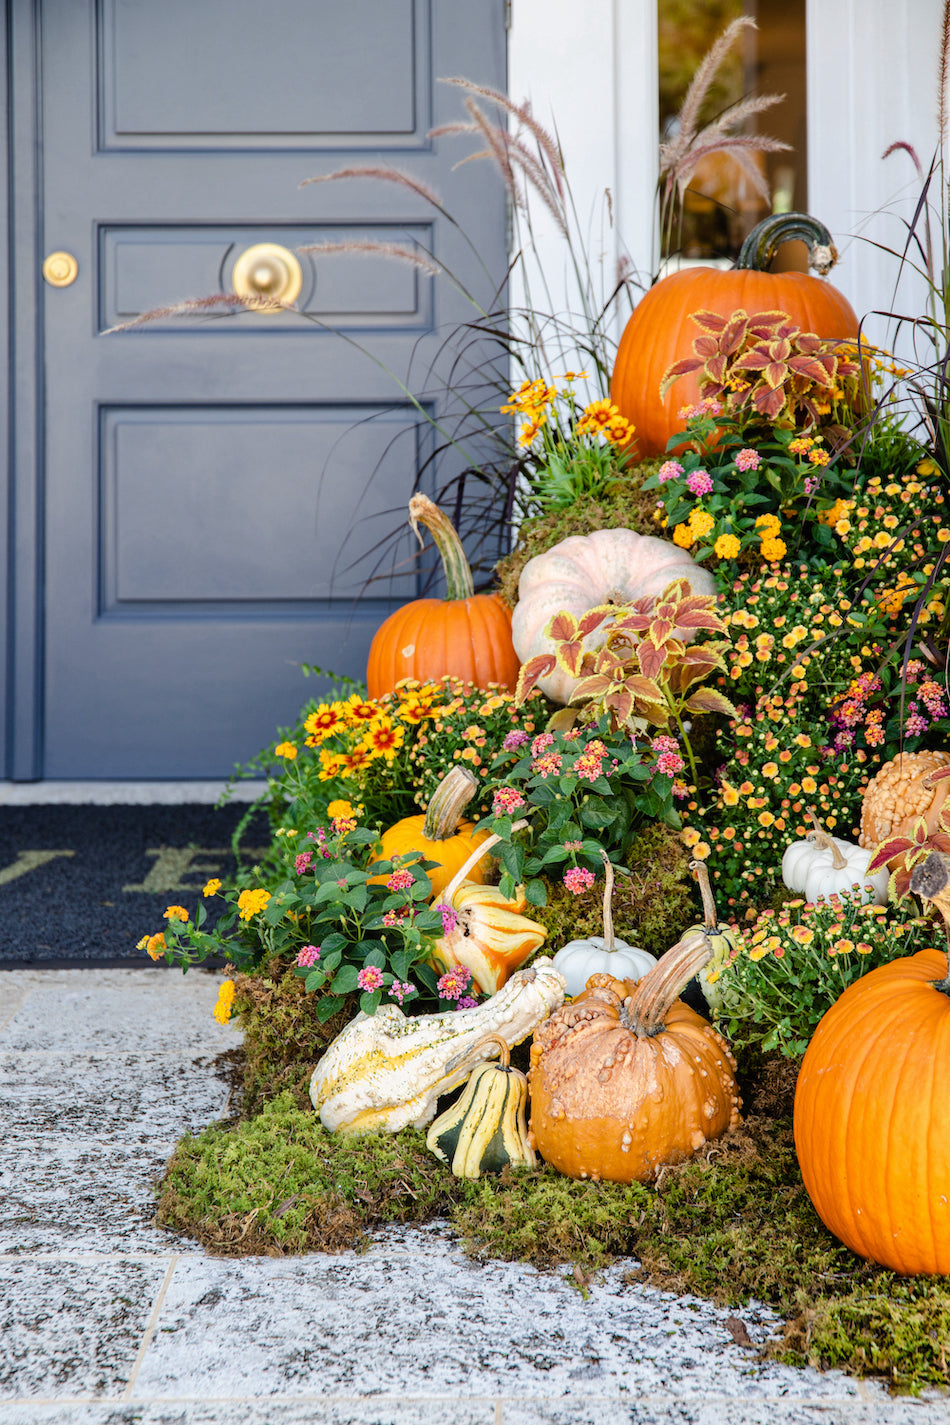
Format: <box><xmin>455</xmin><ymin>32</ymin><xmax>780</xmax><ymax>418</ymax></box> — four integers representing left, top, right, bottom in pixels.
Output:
<box><xmin>528</xmin><ymin>931</ymin><xmax>741</xmax><ymax>1183</ymax></box>
<box><xmin>366</xmin><ymin>494</ymin><xmax>520</xmax><ymax>699</ymax></box>
<box><xmin>793</xmin><ymin>850</ymin><xmax>950</xmax><ymax>1276</ymax></box>
<box><xmin>610</xmin><ymin>213</ymin><xmax>859</xmax><ymax>459</ymax></box>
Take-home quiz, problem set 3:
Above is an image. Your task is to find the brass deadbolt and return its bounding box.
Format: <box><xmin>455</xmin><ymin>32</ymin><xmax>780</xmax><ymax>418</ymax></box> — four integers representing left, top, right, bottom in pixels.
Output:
<box><xmin>231</xmin><ymin>242</ymin><xmax>303</xmax><ymax>310</ymax></box>
<box><xmin>43</xmin><ymin>252</ymin><xmax>79</xmax><ymax>288</ymax></box>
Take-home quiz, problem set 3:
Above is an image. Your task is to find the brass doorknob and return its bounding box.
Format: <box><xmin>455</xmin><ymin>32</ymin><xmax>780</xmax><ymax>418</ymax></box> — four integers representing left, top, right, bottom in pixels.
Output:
<box><xmin>231</xmin><ymin>242</ymin><xmax>303</xmax><ymax>310</ymax></box>
<box><xmin>43</xmin><ymin>251</ymin><xmax>79</xmax><ymax>287</ymax></box>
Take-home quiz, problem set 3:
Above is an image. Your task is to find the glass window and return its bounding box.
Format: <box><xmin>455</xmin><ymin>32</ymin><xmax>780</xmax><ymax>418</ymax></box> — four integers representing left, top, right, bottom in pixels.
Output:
<box><xmin>658</xmin><ymin>0</ymin><xmax>807</xmax><ymax>266</ymax></box>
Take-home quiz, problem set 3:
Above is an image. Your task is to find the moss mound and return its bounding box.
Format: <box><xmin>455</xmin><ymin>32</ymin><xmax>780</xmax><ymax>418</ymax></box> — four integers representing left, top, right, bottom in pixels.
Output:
<box><xmin>494</xmin><ymin>466</ymin><xmax>663</xmax><ymax>606</ymax></box>
<box><xmin>156</xmin><ymin>1097</ymin><xmax>950</xmax><ymax>1393</ymax></box>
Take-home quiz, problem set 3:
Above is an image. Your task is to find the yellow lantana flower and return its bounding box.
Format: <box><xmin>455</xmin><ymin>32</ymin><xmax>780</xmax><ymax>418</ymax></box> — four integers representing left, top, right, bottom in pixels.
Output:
<box><xmin>163</xmin><ymin>905</ymin><xmax>189</xmax><ymax>923</ymax></box>
<box><xmin>237</xmin><ymin>888</ymin><xmax>271</xmax><ymax>922</ymax></box>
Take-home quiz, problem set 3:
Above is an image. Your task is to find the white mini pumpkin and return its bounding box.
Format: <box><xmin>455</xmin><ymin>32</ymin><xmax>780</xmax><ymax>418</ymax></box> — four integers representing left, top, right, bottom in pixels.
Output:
<box><xmin>552</xmin><ymin>853</ymin><xmax>657</xmax><ymax>996</ymax></box>
<box><xmin>782</xmin><ymin>811</ymin><xmax>889</xmax><ymax>906</ymax></box>
<box><xmin>511</xmin><ymin>528</ymin><xmax>718</xmax><ymax>703</ymax></box>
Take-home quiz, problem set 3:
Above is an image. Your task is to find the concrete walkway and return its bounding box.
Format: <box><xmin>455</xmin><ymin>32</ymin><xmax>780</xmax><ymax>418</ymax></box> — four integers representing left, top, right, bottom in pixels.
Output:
<box><xmin>2</xmin><ymin>968</ymin><xmax>950</xmax><ymax>1424</ymax></box>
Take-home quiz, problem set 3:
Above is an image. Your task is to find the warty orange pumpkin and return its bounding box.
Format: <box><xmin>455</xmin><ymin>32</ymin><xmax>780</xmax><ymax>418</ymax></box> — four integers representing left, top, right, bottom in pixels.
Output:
<box><xmin>609</xmin><ymin>212</ymin><xmax>859</xmax><ymax>459</ymax></box>
<box><xmin>366</xmin><ymin>493</ymin><xmax>520</xmax><ymax>699</ymax></box>
<box><xmin>528</xmin><ymin>930</ymin><xmax>741</xmax><ymax>1183</ymax></box>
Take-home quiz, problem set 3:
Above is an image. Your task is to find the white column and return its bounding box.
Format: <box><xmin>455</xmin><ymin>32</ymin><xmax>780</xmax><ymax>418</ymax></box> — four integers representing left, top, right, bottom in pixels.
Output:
<box><xmin>806</xmin><ymin>0</ymin><xmax>943</xmax><ymax>353</ymax></box>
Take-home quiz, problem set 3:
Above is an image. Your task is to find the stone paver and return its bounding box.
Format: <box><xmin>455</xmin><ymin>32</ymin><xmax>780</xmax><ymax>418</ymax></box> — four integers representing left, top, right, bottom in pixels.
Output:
<box><xmin>1</xmin><ymin>967</ymin><xmax>948</xmax><ymax>1425</ymax></box>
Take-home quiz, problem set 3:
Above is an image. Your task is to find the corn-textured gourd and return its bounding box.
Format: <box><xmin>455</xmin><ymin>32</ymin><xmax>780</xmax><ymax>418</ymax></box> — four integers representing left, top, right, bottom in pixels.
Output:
<box><xmin>426</xmin><ymin>1033</ymin><xmax>536</xmax><ymax>1177</ymax></box>
<box><xmin>366</xmin><ymin>494</ymin><xmax>520</xmax><ymax>698</ymax></box>
<box><xmin>310</xmin><ymin>959</ymin><xmax>566</xmax><ymax>1135</ymax></box>
<box><xmin>372</xmin><ymin>765</ymin><xmax>490</xmax><ymax>900</ymax></box>
<box><xmin>529</xmin><ymin>932</ymin><xmax>741</xmax><ymax>1184</ymax></box>
<box><xmin>430</xmin><ymin>822</ymin><xmax>547</xmax><ymax>993</ymax></box>
<box><xmin>859</xmin><ymin>750</ymin><xmax>950</xmax><ymax>855</ymax></box>
<box><xmin>793</xmin><ymin>849</ymin><xmax>950</xmax><ymax>1276</ymax></box>
<box><xmin>511</xmin><ymin>528</ymin><xmax>717</xmax><ymax>704</ymax></box>
<box><xmin>610</xmin><ymin>213</ymin><xmax>859</xmax><ymax>459</ymax></box>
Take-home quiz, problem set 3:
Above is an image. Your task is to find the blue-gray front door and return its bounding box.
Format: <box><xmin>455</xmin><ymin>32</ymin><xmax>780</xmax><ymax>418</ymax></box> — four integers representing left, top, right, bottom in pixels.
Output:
<box><xmin>7</xmin><ymin>0</ymin><xmax>506</xmax><ymax>779</ymax></box>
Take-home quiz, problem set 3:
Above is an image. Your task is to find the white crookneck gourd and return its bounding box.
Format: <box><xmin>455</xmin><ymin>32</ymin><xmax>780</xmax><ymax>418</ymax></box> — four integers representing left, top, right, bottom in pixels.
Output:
<box><xmin>552</xmin><ymin>852</ymin><xmax>657</xmax><ymax>996</ymax></box>
<box><xmin>426</xmin><ymin>1033</ymin><xmax>536</xmax><ymax>1178</ymax></box>
<box><xmin>310</xmin><ymin>960</ymin><xmax>566</xmax><ymax>1135</ymax></box>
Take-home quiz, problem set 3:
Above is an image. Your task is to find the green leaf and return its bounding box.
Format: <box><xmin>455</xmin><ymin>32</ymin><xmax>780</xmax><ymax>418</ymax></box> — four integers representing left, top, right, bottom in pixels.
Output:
<box><xmin>525</xmin><ymin>878</ymin><xmax>548</xmax><ymax>907</ymax></box>
<box><xmin>359</xmin><ymin>989</ymin><xmax>383</xmax><ymax>1016</ymax></box>
<box><xmin>315</xmin><ymin>994</ymin><xmax>346</xmax><ymax>1023</ymax></box>
<box><xmin>304</xmin><ymin>969</ymin><xmax>327</xmax><ymax>992</ymax></box>
<box><xmin>332</xmin><ymin>964</ymin><xmax>361</xmax><ymax>993</ymax></box>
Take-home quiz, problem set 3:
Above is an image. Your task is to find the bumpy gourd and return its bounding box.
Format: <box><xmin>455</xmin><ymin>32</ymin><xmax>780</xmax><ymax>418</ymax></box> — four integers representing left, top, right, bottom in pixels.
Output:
<box><xmin>529</xmin><ymin>932</ymin><xmax>741</xmax><ymax>1184</ymax></box>
<box><xmin>430</xmin><ymin>824</ymin><xmax>546</xmax><ymax>993</ymax></box>
<box><xmin>552</xmin><ymin>852</ymin><xmax>656</xmax><ymax>996</ymax></box>
<box><xmin>782</xmin><ymin>810</ymin><xmax>888</xmax><ymax>906</ymax></box>
<box><xmin>310</xmin><ymin>959</ymin><xmax>566</xmax><ymax>1135</ymax></box>
<box><xmin>859</xmin><ymin>751</ymin><xmax>950</xmax><ymax>855</ymax></box>
<box><xmin>511</xmin><ymin>528</ymin><xmax>718</xmax><ymax>703</ymax></box>
<box><xmin>426</xmin><ymin>1033</ymin><xmax>536</xmax><ymax>1178</ymax></box>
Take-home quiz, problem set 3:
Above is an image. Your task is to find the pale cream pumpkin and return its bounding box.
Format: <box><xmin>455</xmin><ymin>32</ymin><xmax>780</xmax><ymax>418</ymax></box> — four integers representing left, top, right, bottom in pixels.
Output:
<box><xmin>511</xmin><ymin>528</ymin><xmax>718</xmax><ymax>703</ymax></box>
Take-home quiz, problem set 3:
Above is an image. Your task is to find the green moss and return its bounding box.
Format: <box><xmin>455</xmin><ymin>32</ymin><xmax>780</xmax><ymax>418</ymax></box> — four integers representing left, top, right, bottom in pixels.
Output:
<box><xmin>494</xmin><ymin>466</ymin><xmax>664</xmax><ymax>606</ymax></box>
<box><xmin>231</xmin><ymin>961</ymin><xmax>357</xmax><ymax>1114</ymax></box>
<box><xmin>156</xmin><ymin>1091</ymin><xmax>950</xmax><ymax>1394</ymax></box>
<box><xmin>528</xmin><ymin>823</ymin><xmax>699</xmax><ymax>958</ymax></box>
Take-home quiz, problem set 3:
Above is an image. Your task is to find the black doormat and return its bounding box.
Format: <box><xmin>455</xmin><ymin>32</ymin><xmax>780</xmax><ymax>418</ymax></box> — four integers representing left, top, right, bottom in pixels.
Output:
<box><xmin>0</xmin><ymin>802</ymin><xmax>273</xmax><ymax>966</ymax></box>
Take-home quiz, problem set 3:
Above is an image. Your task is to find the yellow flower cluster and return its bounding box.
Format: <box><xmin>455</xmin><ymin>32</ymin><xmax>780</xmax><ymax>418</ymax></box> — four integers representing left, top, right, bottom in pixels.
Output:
<box><xmin>672</xmin><ymin>506</ymin><xmax>715</xmax><ymax>549</ymax></box>
<box><xmin>237</xmin><ymin>888</ymin><xmax>271</xmax><ymax>921</ymax></box>
<box><xmin>827</xmin><ymin>467</ymin><xmax>947</xmax><ymax>625</ymax></box>
<box><xmin>754</xmin><ymin>513</ymin><xmax>786</xmax><ymax>563</ymax></box>
<box><xmin>213</xmin><ymin>979</ymin><xmax>236</xmax><ymax>1025</ymax></box>
<box><xmin>500</xmin><ymin>376</ymin><xmax>634</xmax><ymax>450</ymax></box>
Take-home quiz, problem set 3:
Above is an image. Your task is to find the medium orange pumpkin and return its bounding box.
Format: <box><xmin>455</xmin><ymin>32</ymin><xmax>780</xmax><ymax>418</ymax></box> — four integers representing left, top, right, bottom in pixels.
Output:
<box><xmin>794</xmin><ymin>850</ymin><xmax>950</xmax><ymax>1275</ymax></box>
<box><xmin>528</xmin><ymin>931</ymin><xmax>741</xmax><ymax>1183</ymax></box>
<box><xmin>366</xmin><ymin>494</ymin><xmax>520</xmax><ymax>699</ymax></box>
<box><xmin>372</xmin><ymin>765</ymin><xmax>490</xmax><ymax>900</ymax></box>
<box><xmin>610</xmin><ymin>213</ymin><xmax>859</xmax><ymax>459</ymax></box>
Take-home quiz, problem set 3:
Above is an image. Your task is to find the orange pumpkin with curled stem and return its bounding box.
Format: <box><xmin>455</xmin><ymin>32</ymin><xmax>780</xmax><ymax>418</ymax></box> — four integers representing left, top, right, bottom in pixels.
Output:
<box><xmin>366</xmin><ymin>494</ymin><xmax>520</xmax><ymax>699</ymax></box>
<box><xmin>527</xmin><ymin>931</ymin><xmax>741</xmax><ymax>1184</ymax></box>
<box><xmin>371</xmin><ymin>766</ymin><xmax>490</xmax><ymax>900</ymax></box>
<box><xmin>609</xmin><ymin>212</ymin><xmax>859</xmax><ymax>460</ymax></box>
<box><xmin>793</xmin><ymin>849</ymin><xmax>950</xmax><ymax>1276</ymax></box>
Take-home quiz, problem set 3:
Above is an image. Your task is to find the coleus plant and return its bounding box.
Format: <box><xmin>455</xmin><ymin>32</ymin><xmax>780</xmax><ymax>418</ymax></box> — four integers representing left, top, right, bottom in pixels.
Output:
<box><xmin>514</xmin><ymin>577</ymin><xmax>737</xmax><ymax>786</ymax></box>
<box><xmin>660</xmin><ymin>307</ymin><xmax>863</xmax><ymax>436</ymax></box>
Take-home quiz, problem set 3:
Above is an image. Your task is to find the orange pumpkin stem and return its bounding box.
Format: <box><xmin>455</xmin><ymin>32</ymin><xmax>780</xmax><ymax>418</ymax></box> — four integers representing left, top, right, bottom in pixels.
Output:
<box><xmin>408</xmin><ymin>493</ymin><xmax>474</xmax><ymax>601</ymax></box>
<box><xmin>908</xmin><ymin>850</ymin><xmax>950</xmax><ymax>993</ymax></box>
<box><xmin>806</xmin><ymin>808</ymin><xmax>847</xmax><ymax>870</ymax></box>
<box><xmin>622</xmin><ymin>929</ymin><xmax>712</xmax><ymax>1037</ymax></box>
<box><xmin>422</xmin><ymin>766</ymin><xmax>478</xmax><ymax>841</ymax></box>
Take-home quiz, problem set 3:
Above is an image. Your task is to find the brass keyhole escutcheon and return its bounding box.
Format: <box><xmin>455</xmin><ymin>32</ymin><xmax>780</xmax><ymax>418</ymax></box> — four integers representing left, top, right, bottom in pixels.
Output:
<box><xmin>43</xmin><ymin>251</ymin><xmax>79</xmax><ymax>288</ymax></box>
<box><xmin>231</xmin><ymin>242</ymin><xmax>303</xmax><ymax>311</ymax></box>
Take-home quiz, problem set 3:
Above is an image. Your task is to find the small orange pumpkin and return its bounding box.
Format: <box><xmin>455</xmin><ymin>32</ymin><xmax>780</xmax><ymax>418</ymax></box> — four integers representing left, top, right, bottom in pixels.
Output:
<box><xmin>610</xmin><ymin>213</ymin><xmax>859</xmax><ymax>460</ymax></box>
<box><xmin>372</xmin><ymin>765</ymin><xmax>490</xmax><ymax>900</ymax></box>
<box><xmin>366</xmin><ymin>494</ymin><xmax>520</xmax><ymax>699</ymax></box>
<box><xmin>793</xmin><ymin>849</ymin><xmax>950</xmax><ymax>1276</ymax></box>
<box><xmin>528</xmin><ymin>931</ymin><xmax>741</xmax><ymax>1183</ymax></box>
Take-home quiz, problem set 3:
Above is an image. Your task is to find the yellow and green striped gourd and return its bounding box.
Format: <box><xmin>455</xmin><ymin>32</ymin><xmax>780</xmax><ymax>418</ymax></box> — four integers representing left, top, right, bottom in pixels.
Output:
<box><xmin>426</xmin><ymin>1033</ymin><xmax>536</xmax><ymax>1178</ymax></box>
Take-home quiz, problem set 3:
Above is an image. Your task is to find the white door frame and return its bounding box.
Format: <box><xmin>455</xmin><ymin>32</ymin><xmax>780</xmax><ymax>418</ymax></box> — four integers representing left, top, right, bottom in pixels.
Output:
<box><xmin>510</xmin><ymin>0</ymin><xmax>943</xmax><ymax>360</ymax></box>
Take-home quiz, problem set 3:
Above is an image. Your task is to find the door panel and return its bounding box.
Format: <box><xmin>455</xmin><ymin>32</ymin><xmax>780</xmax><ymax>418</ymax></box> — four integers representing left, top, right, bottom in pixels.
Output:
<box><xmin>35</xmin><ymin>0</ymin><xmax>506</xmax><ymax>778</ymax></box>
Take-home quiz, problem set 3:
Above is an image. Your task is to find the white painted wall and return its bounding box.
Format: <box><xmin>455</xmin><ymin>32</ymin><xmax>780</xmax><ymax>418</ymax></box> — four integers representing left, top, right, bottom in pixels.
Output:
<box><xmin>511</xmin><ymin>0</ymin><xmax>945</xmax><ymax>366</ymax></box>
